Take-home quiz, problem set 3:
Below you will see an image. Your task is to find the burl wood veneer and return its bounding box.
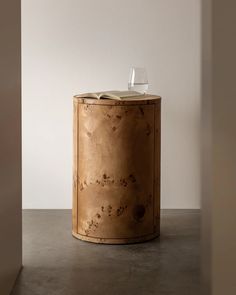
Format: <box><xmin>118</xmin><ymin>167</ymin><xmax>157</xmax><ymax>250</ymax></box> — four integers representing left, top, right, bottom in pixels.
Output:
<box><xmin>72</xmin><ymin>95</ymin><xmax>161</xmax><ymax>244</ymax></box>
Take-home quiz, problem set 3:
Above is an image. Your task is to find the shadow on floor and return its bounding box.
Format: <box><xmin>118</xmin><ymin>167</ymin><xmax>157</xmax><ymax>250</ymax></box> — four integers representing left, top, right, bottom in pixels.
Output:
<box><xmin>11</xmin><ymin>210</ymin><xmax>200</xmax><ymax>295</ymax></box>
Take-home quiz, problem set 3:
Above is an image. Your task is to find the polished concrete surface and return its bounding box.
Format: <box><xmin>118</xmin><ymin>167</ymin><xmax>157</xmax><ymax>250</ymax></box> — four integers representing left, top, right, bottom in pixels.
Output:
<box><xmin>12</xmin><ymin>210</ymin><xmax>200</xmax><ymax>295</ymax></box>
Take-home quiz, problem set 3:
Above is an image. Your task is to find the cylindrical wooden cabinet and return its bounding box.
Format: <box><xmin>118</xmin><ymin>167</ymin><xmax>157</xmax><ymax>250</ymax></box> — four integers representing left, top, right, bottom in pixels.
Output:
<box><xmin>72</xmin><ymin>95</ymin><xmax>161</xmax><ymax>244</ymax></box>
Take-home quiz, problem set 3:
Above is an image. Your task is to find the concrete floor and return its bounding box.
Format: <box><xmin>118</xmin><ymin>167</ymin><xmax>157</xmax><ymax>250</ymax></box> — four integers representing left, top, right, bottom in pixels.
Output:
<box><xmin>12</xmin><ymin>210</ymin><xmax>200</xmax><ymax>295</ymax></box>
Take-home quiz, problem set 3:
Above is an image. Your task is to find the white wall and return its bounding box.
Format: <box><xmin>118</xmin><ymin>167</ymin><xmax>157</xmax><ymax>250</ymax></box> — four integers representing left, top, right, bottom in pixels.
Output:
<box><xmin>22</xmin><ymin>0</ymin><xmax>201</xmax><ymax>209</ymax></box>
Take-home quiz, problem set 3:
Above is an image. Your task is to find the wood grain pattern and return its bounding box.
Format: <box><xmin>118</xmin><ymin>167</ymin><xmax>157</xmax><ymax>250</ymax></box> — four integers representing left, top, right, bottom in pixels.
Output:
<box><xmin>72</xmin><ymin>95</ymin><xmax>161</xmax><ymax>244</ymax></box>
<box><xmin>72</xmin><ymin>100</ymin><xmax>78</xmax><ymax>233</ymax></box>
<box><xmin>154</xmin><ymin>101</ymin><xmax>161</xmax><ymax>233</ymax></box>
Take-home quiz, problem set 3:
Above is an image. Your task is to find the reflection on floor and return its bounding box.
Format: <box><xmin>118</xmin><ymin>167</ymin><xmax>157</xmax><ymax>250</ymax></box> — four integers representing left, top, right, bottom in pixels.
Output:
<box><xmin>12</xmin><ymin>210</ymin><xmax>200</xmax><ymax>295</ymax></box>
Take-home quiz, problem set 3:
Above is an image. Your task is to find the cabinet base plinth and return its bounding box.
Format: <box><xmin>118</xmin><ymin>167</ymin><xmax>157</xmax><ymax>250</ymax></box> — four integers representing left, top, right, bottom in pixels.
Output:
<box><xmin>72</xmin><ymin>231</ymin><xmax>160</xmax><ymax>245</ymax></box>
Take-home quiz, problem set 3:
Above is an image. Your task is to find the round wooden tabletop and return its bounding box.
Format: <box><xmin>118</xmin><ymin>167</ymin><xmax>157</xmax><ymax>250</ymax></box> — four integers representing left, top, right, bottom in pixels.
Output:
<box><xmin>73</xmin><ymin>94</ymin><xmax>161</xmax><ymax>106</ymax></box>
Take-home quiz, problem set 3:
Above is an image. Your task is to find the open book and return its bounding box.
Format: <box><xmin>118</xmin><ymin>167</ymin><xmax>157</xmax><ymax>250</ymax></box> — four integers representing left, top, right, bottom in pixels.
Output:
<box><xmin>75</xmin><ymin>90</ymin><xmax>145</xmax><ymax>101</ymax></box>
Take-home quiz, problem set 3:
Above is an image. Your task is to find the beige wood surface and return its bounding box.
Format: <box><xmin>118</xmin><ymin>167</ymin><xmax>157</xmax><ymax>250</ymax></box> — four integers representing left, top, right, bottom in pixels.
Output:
<box><xmin>74</xmin><ymin>94</ymin><xmax>161</xmax><ymax>106</ymax></box>
<box><xmin>72</xmin><ymin>100</ymin><xmax>79</xmax><ymax>233</ymax></box>
<box><xmin>73</xmin><ymin>95</ymin><xmax>161</xmax><ymax>244</ymax></box>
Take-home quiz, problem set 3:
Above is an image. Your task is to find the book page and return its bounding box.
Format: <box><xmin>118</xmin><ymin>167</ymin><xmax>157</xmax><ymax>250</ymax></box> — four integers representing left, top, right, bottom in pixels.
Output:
<box><xmin>75</xmin><ymin>90</ymin><xmax>145</xmax><ymax>100</ymax></box>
